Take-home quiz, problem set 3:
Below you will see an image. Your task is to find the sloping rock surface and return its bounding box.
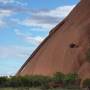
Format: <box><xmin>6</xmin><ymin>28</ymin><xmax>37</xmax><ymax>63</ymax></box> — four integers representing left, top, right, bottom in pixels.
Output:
<box><xmin>17</xmin><ymin>0</ymin><xmax>90</xmax><ymax>80</ymax></box>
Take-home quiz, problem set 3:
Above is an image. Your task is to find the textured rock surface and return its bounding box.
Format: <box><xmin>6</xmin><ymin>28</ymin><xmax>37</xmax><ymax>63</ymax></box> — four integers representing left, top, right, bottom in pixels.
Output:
<box><xmin>17</xmin><ymin>0</ymin><xmax>90</xmax><ymax>80</ymax></box>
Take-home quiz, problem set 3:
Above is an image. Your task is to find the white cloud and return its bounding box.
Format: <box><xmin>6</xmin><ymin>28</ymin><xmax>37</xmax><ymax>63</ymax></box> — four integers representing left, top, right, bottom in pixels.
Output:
<box><xmin>0</xmin><ymin>9</ymin><xmax>13</xmax><ymax>17</ymax></box>
<box><xmin>0</xmin><ymin>0</ymin><xmax>22</xmax><ymax>4</ymax></box>
<box><xmin>0</xmin><ymin>9</ymin><xmax>13</xmax><ymax>27</ymax></box>
<box><xmin>0</xmin><ymin>0</ymin><xmax>28</xmax><ymax>7</ymax></box>
<box><xmin>0</xmin><ymin>19</ymin><xmax>5</xmax><ymax>27</ymax></box>
<box><xmin>32</xmin><ymin>5</ymin><xmax>75</xmax><ymax>18</ymax></box>
<box><xmin>0</xmin><ymin>45</ymin><xmax>35</xmax><ymax>76</ymax></box>
<box><xmin>0</xmin><ymin>45</ymin><xmax>34</xmax><ymax>59</ymax></box>
<box><xmin>25</xmin><ymin>36</ymin><xmax>44</xmax><ymax>44</ymax></box>
<box><xmin>15</xmin><ymin>1</ymin><xmax>28</xmax><ymax>6</ymax></box>
<box><xmin>14</xmin><ymin>29</ymin><xmax>45</xmax><ymax>45</ymax></box>
<box><xmin>0</xmin><ymin>0</ymin><xmax>14</xmax><ymax>4</ymax></box>
<box><xmin>20</xmin><ymin>5</ymin><xmax>75</xmax><ymax>30</ymax></box>
<box><xmin>14</xmin><ymin>29</ymin><xmax>27</xmax><ymax>36</ymax></box>
<box><xmin>22</xmin><ymin>19</ymin><xmax>55</xmax><ymax>29</ymax></box>
<box><xmin>0</xmin><ymin>4</ymin><xmax>75</xmax><ymax>29</ymax></box>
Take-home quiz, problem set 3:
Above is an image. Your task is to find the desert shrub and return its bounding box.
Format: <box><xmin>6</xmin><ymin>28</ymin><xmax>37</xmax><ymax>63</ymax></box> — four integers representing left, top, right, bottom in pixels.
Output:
<box><xmin>64</xmin><ymin>73</ymin><xmax>79</xmax><ymax>88</ymax></box>
<box><xmin>0</xmin><ymin>72</ymin><xmax>81</xmax><ymax>88</ymax></box>
<box><xmin>0</xmin><ymin>76</ymin><xmax>9</xmax><ymax>87</ymax></box>
<box><xmin>48</xmin><ymin>72</ymin><xmax>65</xmax><ymax>88</ymax></box>
<box><xmin>31</xmin><ymin>75</ymin><xmax>50</xmax><ymax>88</ymax></box>
<box><xmin>9</xmin><ymin>76</ymin><xmax>22</xmax><ymax>87</ymax></box>
<box><xmin>83</xmin><ymin>79</ymin><xmax>90</xmax><ymax>88</ymax></box>
<box><xmin>9</xmin><ymin>75</ymin><xmax>49</xmax><ymax>87</ymax></box>
<box><xmin>52</xmin><ymin>72</ymin><xmax>65</xmax><ymax>83</ymax></box>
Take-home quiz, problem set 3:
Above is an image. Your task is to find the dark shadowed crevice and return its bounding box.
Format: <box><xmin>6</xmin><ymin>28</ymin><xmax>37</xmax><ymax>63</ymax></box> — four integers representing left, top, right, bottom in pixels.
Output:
<box><xmin>69</xmin><ymin>43</ymin><xmax>79</xmax><ymax>48</ymax></box>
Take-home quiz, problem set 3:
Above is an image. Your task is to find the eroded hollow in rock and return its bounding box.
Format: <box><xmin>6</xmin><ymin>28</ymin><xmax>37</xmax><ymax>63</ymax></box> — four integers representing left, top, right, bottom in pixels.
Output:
<box><xmin>69</xmin><ymin>43</ymin><xmax>79</xmax><ymax>48</ymax></box>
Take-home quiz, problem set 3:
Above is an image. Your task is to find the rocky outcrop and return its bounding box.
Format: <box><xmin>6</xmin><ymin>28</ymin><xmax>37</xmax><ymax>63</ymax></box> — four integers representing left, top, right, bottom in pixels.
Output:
<box><xmin>17</xmin><ymin>0</ymin><xmax>90</xmax><ymax>80</ymax></box>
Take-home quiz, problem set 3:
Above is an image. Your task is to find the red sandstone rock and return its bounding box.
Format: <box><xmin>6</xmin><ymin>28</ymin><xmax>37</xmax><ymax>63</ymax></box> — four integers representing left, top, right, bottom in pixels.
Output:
<box><xmin>17</xmin><ymin>0</ymin><xmax>90</xmax><ymax>80</ymax></box>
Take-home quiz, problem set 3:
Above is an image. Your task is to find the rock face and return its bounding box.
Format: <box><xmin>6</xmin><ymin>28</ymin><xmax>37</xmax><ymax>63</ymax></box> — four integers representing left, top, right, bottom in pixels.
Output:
<box><xmin>17</xmin><ymin>0</ymin><xmax>90</xmax><ymax>80</ymax></box>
